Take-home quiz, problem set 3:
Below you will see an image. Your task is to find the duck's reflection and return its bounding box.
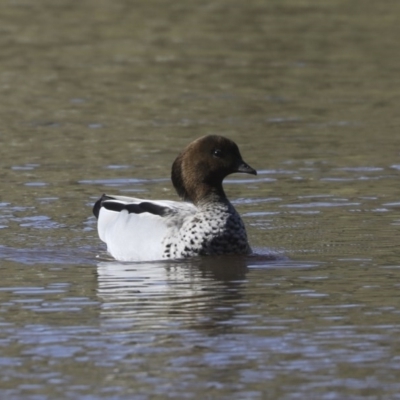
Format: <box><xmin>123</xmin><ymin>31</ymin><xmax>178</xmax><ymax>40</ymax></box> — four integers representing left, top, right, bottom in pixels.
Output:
<box><xmin>96</xmin><ymin>255</ymin><xmax>265</xmax><ymax>333</ymax></box>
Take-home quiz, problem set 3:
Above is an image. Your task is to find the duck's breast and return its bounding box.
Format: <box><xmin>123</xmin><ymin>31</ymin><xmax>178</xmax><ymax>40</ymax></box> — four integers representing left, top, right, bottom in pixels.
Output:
<box><xmin>165</xmin><ymin>203</ymin><xmax>250</xmax><ymax>258</ymax></box>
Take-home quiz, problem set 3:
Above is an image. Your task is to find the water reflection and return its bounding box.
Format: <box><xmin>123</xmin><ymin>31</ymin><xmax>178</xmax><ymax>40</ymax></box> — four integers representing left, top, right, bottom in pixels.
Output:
<box><xmin>96</xmin><ymin>254</ymin><xmax>299</xmax><ymax>335</ymax></box>
<box><xmin>97</xmin><ymin>256</ymin><xmax>252</xmax><ymax>332</ymax></box>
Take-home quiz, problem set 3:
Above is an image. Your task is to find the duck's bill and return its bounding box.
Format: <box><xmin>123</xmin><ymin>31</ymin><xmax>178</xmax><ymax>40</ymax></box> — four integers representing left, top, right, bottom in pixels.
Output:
<box><xmin>237</xmin><ymin>161</ymin><xmax>257</xmax><ymax>175</ymax></box>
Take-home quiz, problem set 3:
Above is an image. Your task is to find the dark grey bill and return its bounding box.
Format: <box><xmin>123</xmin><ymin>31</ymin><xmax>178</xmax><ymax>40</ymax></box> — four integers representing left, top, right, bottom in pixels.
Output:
<box><xmin>237</xmin><ymin>161</ymin><xmax>257</xmax><ymax>175</ymax></box>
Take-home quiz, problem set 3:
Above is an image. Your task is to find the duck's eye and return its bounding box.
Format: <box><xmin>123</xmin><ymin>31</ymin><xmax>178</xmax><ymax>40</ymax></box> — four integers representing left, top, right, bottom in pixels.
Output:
<box><xmin>212</xmin><ymin>149</ymin><xmax>223</xmax><ymax>158</ymax></box>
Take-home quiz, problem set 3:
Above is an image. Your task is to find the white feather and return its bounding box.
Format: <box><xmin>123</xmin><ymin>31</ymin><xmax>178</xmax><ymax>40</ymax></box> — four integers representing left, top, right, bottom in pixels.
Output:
<box><xmin>97</xmin><ymin>196</ymin><xmax>196</xmax><ymax>261</ymax></box>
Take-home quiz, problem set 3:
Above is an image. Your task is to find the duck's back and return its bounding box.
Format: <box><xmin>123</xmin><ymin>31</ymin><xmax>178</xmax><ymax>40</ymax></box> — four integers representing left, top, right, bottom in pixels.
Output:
<box><xmin>96</xmin><ymin>195</ymin><xmax>196</xmax><ymax>261</ymax></box>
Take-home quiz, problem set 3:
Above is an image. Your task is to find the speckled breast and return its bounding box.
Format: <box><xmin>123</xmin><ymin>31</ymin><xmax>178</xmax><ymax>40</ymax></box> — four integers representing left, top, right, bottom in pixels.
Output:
<box><xmin>162</xmin><ymin>203</ymin><xmax>251</xmax><ymax>259</ymax></box>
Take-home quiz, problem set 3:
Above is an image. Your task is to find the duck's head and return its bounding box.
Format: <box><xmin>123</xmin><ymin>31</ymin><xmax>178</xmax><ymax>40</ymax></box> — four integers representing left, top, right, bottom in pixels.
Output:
<box><xmin>171</xmin><ymin>135</ymin><xmax>257</xmax><ymax>204</ymax></box>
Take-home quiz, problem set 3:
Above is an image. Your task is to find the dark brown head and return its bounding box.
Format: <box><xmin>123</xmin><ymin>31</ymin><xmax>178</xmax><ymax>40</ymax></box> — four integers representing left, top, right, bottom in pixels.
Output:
<box><xmin>171</xmin><ymin>135</ymin><xmax>257</xmax><ymax>204</ymax></box>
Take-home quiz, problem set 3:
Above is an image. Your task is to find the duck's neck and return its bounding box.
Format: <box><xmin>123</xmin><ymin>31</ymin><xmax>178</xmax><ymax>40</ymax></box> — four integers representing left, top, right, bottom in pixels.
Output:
<box><xmin>188</xmin><ymin>182</ymin><xmax>230</xmax><ymax>207</ymax></box>
<box><xmin>171</xmin><ymin>159</ymin><xmax>229</xmax><ymax>206</ymax></box>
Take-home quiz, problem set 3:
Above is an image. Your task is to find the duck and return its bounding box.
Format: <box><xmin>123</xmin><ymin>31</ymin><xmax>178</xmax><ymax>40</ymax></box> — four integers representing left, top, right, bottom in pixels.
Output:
<box><xmin>93</xmin><ymin>135</ymin><xmax>257</xmax><ymax>262</ymax></box>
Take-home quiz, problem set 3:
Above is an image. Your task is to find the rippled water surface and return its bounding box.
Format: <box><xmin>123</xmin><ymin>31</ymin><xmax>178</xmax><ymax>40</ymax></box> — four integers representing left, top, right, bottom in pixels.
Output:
<box><xmin>1</xmin><ymin>0</ymin><xmax>400</xmax><ymax>399</ymax></box>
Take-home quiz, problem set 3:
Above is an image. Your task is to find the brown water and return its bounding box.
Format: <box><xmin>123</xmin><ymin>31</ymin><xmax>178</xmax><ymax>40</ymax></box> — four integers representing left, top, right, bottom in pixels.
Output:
<box><xmin>1</xmin><ymin>0</ymin><xmax>400</xmax><ymax>398</ymax></box>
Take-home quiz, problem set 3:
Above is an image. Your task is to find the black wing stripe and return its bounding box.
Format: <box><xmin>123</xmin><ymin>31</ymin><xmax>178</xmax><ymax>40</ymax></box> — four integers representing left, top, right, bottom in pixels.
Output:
<box><xmin>126</xmin><ymin>202</ymin><xmax>168</xmax><ymax>216</ymax></box>
<box><xmin>93</xmin><ymin>194</ymin><xmax>168</xmax><ymax>219</ymax></box>
<box><xmin>138</xmin><ymin>202</ymin><xmax>168</xmax><ymax>216</ymax></box>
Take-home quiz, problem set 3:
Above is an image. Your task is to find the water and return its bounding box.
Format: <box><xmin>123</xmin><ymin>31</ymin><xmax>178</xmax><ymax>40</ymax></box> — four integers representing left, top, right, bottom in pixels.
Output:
<box><xmin>1</xmin><ymin>0</ymin><xmax>400</xmax><ymax>398</ymax></box>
